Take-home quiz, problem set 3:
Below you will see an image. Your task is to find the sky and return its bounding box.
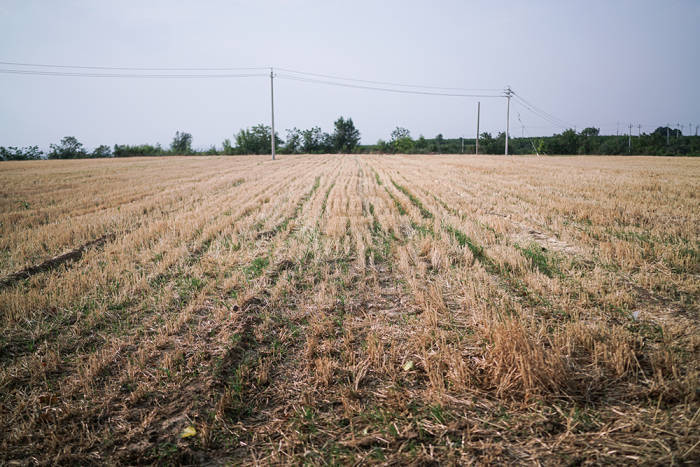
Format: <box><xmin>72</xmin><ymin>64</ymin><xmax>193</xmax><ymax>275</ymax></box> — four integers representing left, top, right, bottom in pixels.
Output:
<box><xmin>0</xmin><ymin>0</ymin><xmax>699</xmax><ymax>151</ymax></box>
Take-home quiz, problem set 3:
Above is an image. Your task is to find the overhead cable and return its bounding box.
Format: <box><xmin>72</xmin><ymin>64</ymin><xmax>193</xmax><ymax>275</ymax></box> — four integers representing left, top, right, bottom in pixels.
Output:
<box><xmin>511</xmin><ymin>92</ymin><xmax>575</xmax><ymax>129</ymax></box>
<box><xmin>276</xmin><ymin>74</ymin><xmax>502</xmax><ymax>98</ymax></box>
<box><xmin>0</xmin><ymin>60</ymin><xmax>268</xmax><ymax>71</ymax></box>
<box><xmin>0</xmin><ymin>68</ymin><xmax>267</xmax><ymax>78</ymax></box>
<box><xmin>276</xmin><ymin>67</ymin><xmax>502</xmax><ymax>92</ymax></box>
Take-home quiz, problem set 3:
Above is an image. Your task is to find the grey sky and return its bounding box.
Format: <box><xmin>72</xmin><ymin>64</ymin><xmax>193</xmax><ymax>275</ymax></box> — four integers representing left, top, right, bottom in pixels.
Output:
<box><xmin>1</xmin><ymin>0</ymin><xmax>698</xmax><ymax>151</ymax></box>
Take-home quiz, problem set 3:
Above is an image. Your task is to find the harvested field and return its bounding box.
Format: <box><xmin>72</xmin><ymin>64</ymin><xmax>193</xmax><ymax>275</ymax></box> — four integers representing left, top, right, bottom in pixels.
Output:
<box><xmin>0</xmin><ymin>154</ymin><xmax>698</xmax><ymax>464</ymax></box>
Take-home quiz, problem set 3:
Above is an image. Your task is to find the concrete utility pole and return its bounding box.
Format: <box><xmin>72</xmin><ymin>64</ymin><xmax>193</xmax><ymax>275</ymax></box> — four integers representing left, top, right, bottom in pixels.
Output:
<box><xmin>270</xmin><ymin>67</ymin><xmax>276</xmax><ymax>161</ymax></box>
<box><xmin>666</xmin><ymin>124</ymin><xmax>670</xmax><ymax>144</ymax></box>
<box><xmin>617</xmin><ymin>121</ymin><xmax>620</xmax><ymax>136</ymax></box>
<box><xmin>461</xmin><ymin>137</ymin><xmax>464</xmax><ymax>153</ymax></box>
<box><xmin>505</xmin><ymin>86</ymin><xmax>512</xmax><ymax>155</ymax></box>
<box><xmin>638</xmin><ymin>124</ymin><xmax>642</xmax><ymax>136</ymax></box>
<box><xmin>476</xmin><ymin>101</ymin><xmax>480</xmax><ymax>155</ymax></box>
<box><xmin>695</xmin><ymin>124</ymin><xmax>698</xmax><ymax>136</ymax></box>
<box><xmin>628</xmin><ymin>123</ymin><xmax>632</xmax><ymax>152</ymax></box>
<box><xmin>677</xmin><ymin>123</ymin><xmax>681</xmax><ymax>139</ymax></box>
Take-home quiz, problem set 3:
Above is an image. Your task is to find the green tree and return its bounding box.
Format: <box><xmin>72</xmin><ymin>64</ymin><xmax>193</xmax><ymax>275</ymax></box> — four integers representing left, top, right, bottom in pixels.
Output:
<box><xmin>580</xmin><ymin>127</ymin><xmax>599</xmax><ymax>137</ymax></box>
<box><xmin>235</xmin><ymin>124</ymin><xmax>282</xmax><ymax>154</ymax></box>
<box><xmin>331</xmin><ymin>117</ymin><xmax>360</xmax><ymax>153</ymax></box>
<box><xmin>222</xmin><ymin>138</ymin><xmax>235</xmax><ymax>155</ymax></box>
<box><xmin>578</xmin><ymin>127</ymin><xmax>599</xmax><ymax>154</ymax></box>
<box><xmin>302</xmin><ymin>127</ymin><xmax>332</xmax><ymax>153</ymax></box>
<box><xmin>91</xmin><ymin>145</ymin><xmax>112</xmax><ymax>158</ymax></box>
<box><xmin>431</xmin><ymin>133</ymin><xmax>445</xmax><ymax>152</ymax></box>
<box><xmin>48</xmin><ymin>136</ymin><xmax>87</xmax><ymax>159</ymax></box>
<box><xmin>284</xmin><ymin>127</ymin><xmax>330</xmax><ymax>154</ymax></box>
<box><xmin>0</xmin><ymin>146</ymin><xmax>43</xmax><ymax>161</ymax></box>
<box><xmin>390</xmin><ymin>127</ymin><xmax>414</xmax><ymax>153</ymax></box>
<box><xmin>302</xmin><ymin>126</ymin><xmax>333</xmax><ymax>154</ymax></box>
<box><xmin>414</xmin><ymin>135</ymin><xmax>428</xmax><ymax>153</ymax></box>
<box><xmin>113</xmin><ymin>143</ymin><xmax>164</xmax><ymax>157</ymax></box>
<box><xmin>170</xmin><ymin>131</ymin><xmax>192</xmax><ymax>154</ymax></box>
<box><xmin>375</xmin><ymin>139</ymin><xmax>390</xmax><ymax>153</ymax></box>
<box><xmin>479</xmin><ymin>132</ymin><xmax>496</xmax><ymax>154</ymax></box>
<box><xmin>598</xmin><ymin>136</ymin><xmax>628</xmax><ymax>155</ymax></box>
<box><xmin>544</xmin><ymin>129</ymin><xmax>579</xmax><ymax>154</ymax></box>
<box><xmin>284</xmin><ymin>128</ymin><xmax>303</xmax><ymax>154</ymax></box>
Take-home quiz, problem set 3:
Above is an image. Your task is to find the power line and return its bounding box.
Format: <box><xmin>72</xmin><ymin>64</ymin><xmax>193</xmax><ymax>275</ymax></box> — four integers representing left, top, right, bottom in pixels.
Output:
<box><xmin>0</xmin><ymin>68</ymin><xmax>267</xmax><ymax>79</ymax></box>
<box><xmin>1</xmin><ymin>59</ymin><xmax>504</xmax><ymax>96</ymax></box>
<box><xmin>511</xmin><ymin>99</ymin><xmax>567</xmax><ymax>129</ymax></box>
<box><xmin>512</xmin><ymin>92</ymin><xmax>570</xmax><ymax>126</ymax></box>
<box><xmin>516</xmin><ymin>112</ymin><xmax>541</xmax><ymax>155</ymax></box>
<box><xmin>1</xmin><ymin>60</ymin><xmax>502</xmax><ymax>92</ymax></box>
<box><xmin>0</xmin><ymin>60</ymin><xmax>268</xmax><ymax>71</ymax></box>
<box><xmin>512</xmin><ymin>95</ymin><xmax>572</xmax><ymax>129</ymax></box>
<box><xmin>511</xmin><ymin>95</ymin><xmax>574</xmax><ymax>130</ymax></box>
<box><xmin>511</xmin><ymin>97</ymin><xmax>563</xmax><ymax>127</ymax></box>
<box><xmin>4</xmin><ymin>59</ymin><xmax>594</xmax><ymax>140</ymax></box>
<box><xmin>511</xmin><ymin>92</ymin><xmax>575</xmax><ymax>129</ymax></box>
<box><xmin>5</xmin><ymin>59</ymin><xmax>686</xmax><ymax>136</ymax></box>
<box><xmin>276</xmin><ymin>73</ymin><xmax>503</xmax><ymax>98</ymax></box>
<box><xmin>276</xmin><ymin>67</ymin><xmax>502</xmax><ymax>92</ymax></box>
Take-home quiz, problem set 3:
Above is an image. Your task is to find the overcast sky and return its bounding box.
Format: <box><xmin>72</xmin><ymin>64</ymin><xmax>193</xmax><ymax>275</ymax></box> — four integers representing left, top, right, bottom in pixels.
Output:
<box><xmin>1</xmin><ymin>0</ymin><xmax>698</xmax><ymax>150</ymax></box>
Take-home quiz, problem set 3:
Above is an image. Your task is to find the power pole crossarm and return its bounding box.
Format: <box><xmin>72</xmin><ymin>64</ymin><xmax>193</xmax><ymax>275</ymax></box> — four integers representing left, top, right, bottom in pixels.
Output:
<box><xmin>270</xmin><ymin>67</ymin><xmax>276</xmax><ymax>161</ymax></box>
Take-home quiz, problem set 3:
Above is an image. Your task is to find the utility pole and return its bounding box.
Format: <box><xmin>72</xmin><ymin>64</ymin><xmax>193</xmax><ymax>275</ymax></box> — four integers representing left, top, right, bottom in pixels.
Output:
<box><xmin>638</xmin><ymin>124</ymin><xmax>642</xmax><ymax>136</ymax></box>
<box><xmin>475</xmin><ymin>101</ymin><xmax>480</xmax><ymax>155</ymax></box>
<box><xmin>505</xmin><ymin>86</ymin><xmax>512</xmax><ymax>155</ymax></box>
<box><xmin>628</xmin><ymin>123</ymin><xmax>632</xmax><ymax>152</ymax></box>
<box><xmin>270</xmin><ymin>67</ymin><xmax>276</xmax><ymax>161</ymax></box>
<box><xmin>666</xmin><ymin>124</ymin><xmax>670</xmax><ymax>144</ymax></box>
<box><xmin>617</xmin><ymin>121</ymin><xmax>620</xmax><ymax>136</ymax></box>
<box><xmin>521</xmin><ymin>124</ymin><xmax>524</xmax><ymax>138</ymax></box>
<box><xmin>461</xmin><ymin>137</ymin><xmax>464</xmax><ymax>153</ymax></box>
<box><xmin>695</xmin><ymin>124</ymin><xmax>699</xmax><ymax>136</ymax></box>
<box><xmin>677</xmin><ymin>123</ymin><xmax>680</xmax><ymax>139</ymax></box>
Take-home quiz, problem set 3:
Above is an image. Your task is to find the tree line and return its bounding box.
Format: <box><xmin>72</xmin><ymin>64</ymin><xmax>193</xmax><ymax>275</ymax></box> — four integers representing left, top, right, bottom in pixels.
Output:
<box><xmin>373</xmin><ymin>127</ymin><xmax>700</xmax><ymax>156</ymax></box>
<box><xmin>2</xmin><ymin>119</ymin><xmax>698</xmax><ymax>160</ymax></box>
